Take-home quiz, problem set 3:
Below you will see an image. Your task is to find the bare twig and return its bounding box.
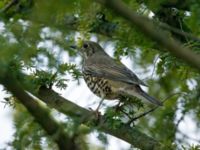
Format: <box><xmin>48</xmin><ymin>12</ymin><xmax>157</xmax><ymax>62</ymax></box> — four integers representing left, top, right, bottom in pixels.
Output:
<box><xmin>127</xmin><ymin>92</ymin><xmax>185</xmax><ymax>124</ymax></box>
<box><xmin>177</xmin><ymin>129</ymin><xmax>200</xmax><ymax>143</ymax></box>
<box><xmin>127</xmin><ymin>106</ymin><xmax>158</xmax><ymax>124</ymax></box>
<box><xmin>175</xmin><ymin>115</ymin><xmax>184</xmax><ymax>130</ymax></box>
<box><xmin>150</xmin><ymin>55</ymin><xmax>160</xmax><ymax>79</ymax></box>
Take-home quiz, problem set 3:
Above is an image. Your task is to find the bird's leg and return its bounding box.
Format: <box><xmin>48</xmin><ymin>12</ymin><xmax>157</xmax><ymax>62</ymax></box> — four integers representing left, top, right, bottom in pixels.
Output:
<box><xmin>95</xmin><ymin>98</ymin><xmax>104</xmax><ymax>113</ymax></box>
<box><xmin>89</xmin><ymin>98</ymin><xmax>105</xmax><ymax>119</ymax></box>
<box><xmin>94</xmin><ymin>98</ymin><xmax>104</xmax><ymax>119</ymax></box>
<box><xmin>114</xmin><ymin>95</ymin><xmax>127</xmax><ymax>112</ymax></box>
<box><xmin>114</xmin><ymin>100</ymin><xmax>122</xmax><ymax>112</ymax></box>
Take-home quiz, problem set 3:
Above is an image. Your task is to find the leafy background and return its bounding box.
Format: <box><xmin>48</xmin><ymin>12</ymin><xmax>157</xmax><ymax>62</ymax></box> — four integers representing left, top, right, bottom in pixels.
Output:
<box><xmin>0</xmin><ymin>0</ymin><xmax>200</xmax><ymax>149</ymax></box>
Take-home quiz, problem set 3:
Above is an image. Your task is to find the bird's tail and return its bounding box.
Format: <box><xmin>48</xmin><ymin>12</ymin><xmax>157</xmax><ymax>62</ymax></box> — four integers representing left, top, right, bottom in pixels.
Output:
<box><xmin>139</xmin><ymin>90</ymin><xmax>163</xmax><ymax>106</ymax></box>
<box><xmin>124</xmin><ymin>85</ymin><xmax>163</xmax><ymax>106</ymax></box>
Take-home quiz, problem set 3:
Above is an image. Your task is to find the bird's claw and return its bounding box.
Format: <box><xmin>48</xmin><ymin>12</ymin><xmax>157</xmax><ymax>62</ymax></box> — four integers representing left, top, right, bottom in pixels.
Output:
<box><xmin>89</xmin><ymin>107</ymin><xmax>101</xmax><ymax>120</ymax></box>
<box><xmin>114</xmin><ymin>101</ymin><xmax>124</xmax><ymax>112</ymax></box>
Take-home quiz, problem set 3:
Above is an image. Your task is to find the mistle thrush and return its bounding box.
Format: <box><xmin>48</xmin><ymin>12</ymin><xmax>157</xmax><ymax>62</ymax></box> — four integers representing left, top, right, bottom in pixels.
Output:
<box><xmin>80</xmin><ymin>41</ymin><xmax>162</xmax><ymax>106</ymax></box>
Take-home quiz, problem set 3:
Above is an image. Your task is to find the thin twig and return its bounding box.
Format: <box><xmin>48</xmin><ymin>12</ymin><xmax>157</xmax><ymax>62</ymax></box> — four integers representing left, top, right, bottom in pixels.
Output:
<box><xmin>128</xmin><ymin>106</ymin><xmax>158</xmax><ymax>124</ymax></box>
<box><xmin>177</xmin><ymin>129</ymin><xmax>200</xmax><ymax>143</ymax></box>
<box><xmin>175</xmin><ymin>115</ymin><xmax>184</xmax><ymax>131</ymax></box>
<box><xmin>120</xmin><ymin>109</ymin><xmax>132</xmax><ymax>119</ymax></box>
<box><xmin>0</xmin><ymin>0</ymin><xmax>19</xmax><ymax>13</ymax></box>
<box><xmin>127</xmin><ymin>92</ymin><xmax>185</xmax><ymax>124</ymax></box>
<box><xmin>150</xmin><ymin>55</ymin><xmax>160</xmax><ymax>79</ymax></box>
<box><xmin>158</xmin><ymin>22</ymin><xmax>200</xmax><ymax>43</ymax></box>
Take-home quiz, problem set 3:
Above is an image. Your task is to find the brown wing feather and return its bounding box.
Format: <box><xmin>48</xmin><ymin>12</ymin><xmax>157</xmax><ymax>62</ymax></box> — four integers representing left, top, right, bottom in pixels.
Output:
<box><xmin>83</xmin><ymin>53</ymin><xmax>147</xmax><ymax>86</ymax></box>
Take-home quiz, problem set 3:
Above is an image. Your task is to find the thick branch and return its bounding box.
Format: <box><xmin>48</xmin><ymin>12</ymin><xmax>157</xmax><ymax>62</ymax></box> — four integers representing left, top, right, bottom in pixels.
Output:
<box><xmin>96</xmin><ymin>0</ymin><xmax>200</xmax><ymax>71</ymax></box>
<box><xmin>0</xmin><ymin>74</ymin><xmax>77</xmax><ymax>150</ymax></box>
<box><xmin>37</xmin><ymin>87</ymin><xmax>163</xmax><ymax>150</ymax></box>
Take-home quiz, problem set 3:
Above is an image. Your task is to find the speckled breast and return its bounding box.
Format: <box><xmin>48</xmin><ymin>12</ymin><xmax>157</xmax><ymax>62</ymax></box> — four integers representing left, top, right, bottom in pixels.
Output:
<box><xmin>83</xmin><ymin>74</ymin><xmax>117</xmax><ymax>99</ymax></box>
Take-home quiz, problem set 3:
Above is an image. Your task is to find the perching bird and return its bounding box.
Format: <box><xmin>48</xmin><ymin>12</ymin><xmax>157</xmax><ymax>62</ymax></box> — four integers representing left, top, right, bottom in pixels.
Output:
<box><xmin>79</xmin><ymin>41</ymin><xmax>162</xmax><ymax>106</ymax></box>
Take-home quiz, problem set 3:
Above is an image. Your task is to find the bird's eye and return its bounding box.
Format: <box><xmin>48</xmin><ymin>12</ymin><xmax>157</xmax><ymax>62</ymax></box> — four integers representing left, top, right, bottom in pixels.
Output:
<box><xmin>83</xmin><ymin>43</ymin><xmax>89</xmax><ymax>48</ymax></box>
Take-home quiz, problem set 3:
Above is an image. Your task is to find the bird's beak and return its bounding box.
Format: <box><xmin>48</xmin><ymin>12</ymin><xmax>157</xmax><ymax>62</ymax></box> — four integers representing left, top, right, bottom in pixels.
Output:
<box><xmin>70</xmin><ymin>45</ymin><xmax>83</xmax><ymax>56</ymax></box>
<box><xmin>70</xmin><ymin>45</ymin><xmax>77</xmax><ymax>49</ymax></box>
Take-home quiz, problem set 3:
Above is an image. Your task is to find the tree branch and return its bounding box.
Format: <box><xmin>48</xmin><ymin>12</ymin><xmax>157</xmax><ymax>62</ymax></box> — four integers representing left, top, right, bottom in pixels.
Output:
<box><xmin>158</xmin><ymin>22</ymin><xmax>200</xmax><ymax>43</ymax></box>
<box><xmin>127</xmin><ymin>92</ymin><xmax>185</xmax><ymax>124</ymax></box>
<box><xmin>0</xmin><ymin>74</ymin><xmax>78</xmax><ymax>150</ymax></box>
<box><xmin>96</xmin><ymin>0</ymin><xmax>200</xmax><ymax>71</ymax></box>
<box><xmin>37</xmin><ymin>87</ymin><xmax>164</xmax><ymax>150</ymax></box>
<box><xmin>0</xmin><ymin>0</ymin><xmax>19</xmax><ymax>13</ymax></box>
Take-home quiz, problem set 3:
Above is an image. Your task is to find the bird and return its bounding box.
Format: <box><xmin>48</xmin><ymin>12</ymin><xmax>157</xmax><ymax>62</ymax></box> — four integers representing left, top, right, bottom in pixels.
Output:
<box><xmin>79</xmin><ymin>41</ymin><xmax>162</xmax><ymax>107</ymax></box>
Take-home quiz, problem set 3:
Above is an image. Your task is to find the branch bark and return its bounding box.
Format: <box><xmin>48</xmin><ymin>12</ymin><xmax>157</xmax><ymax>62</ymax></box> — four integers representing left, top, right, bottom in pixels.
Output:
<box><xmin>0</xmin><ymin>74</ymin><xmax>78</xmax><ymax>150</ymax></box>
<box><xmin>0</xmin><ymin>0</ymin><xmax>19</xmax><ymax>13</ymax></box>
<box><xmin>37</xmin><ymin>87</ymin><xmax>164</xmax><ymax>150</ymax></box>
<box><xmin>96</xmin><ymin>0</ymin><xmax>200</xmax><ymax>71</ymax></box>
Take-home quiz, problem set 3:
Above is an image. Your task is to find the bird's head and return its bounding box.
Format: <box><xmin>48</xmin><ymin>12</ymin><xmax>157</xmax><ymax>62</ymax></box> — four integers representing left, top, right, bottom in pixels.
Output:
<box><xmin>80</xmin><ymin>41</ymin><xmax>104</xmax><ymax>59</ymax></box>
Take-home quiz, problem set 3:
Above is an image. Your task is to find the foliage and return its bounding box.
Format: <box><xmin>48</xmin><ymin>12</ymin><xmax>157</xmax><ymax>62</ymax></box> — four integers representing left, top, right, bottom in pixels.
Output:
<box><xmin>11</xmin><ymin>102</ymin><xmax>58</xmax><ymax>150</ymax></box>
<box><xmin>0</xmin><ymin>0</ymin><xmax>200</xmax><ymax>149</ymax></box>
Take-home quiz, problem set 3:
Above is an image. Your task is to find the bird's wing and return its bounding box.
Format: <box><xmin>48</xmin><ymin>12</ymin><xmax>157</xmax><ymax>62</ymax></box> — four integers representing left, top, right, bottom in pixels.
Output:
<box><xmin>83</xmin><ymin>55</ymin><xmax>147</xmax><ymax>86</ymax></box>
